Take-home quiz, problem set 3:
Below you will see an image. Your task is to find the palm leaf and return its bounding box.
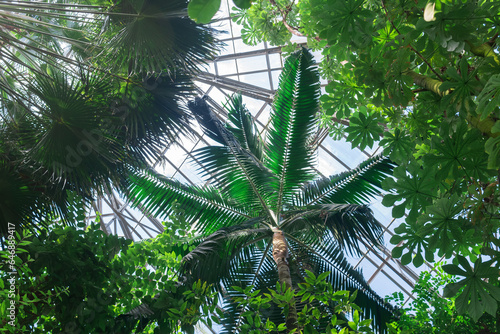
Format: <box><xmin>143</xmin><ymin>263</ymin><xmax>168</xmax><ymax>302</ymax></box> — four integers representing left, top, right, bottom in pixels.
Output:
<box><xmin>0</xmin><ymin>122</ymin><xmax>87</xmax><ymax>234</ymax></box>
<box><xmin>126</xmin><ymin>168</ymin><xmax>251</xmax><ymax>234</ymax></box>
<box><xmin>282</xmin><ymin>203</ymin><xmax>383</xmax><ymax>255</ymax></box>
<box><xmin>265</xmin><ymin>47</ymin><xmax>320</xmax><ymax>214</ymax></box>
<box><xmin>99</xmin><ymin>0</ymin><xmax>218</xmax><ymax>75</ymax></box>
<box><xmin>217</xmin><ymin>242</ymin><xmax>278</xmax><ymax>333</ymax></box>
<box><xmin>20</xmin><ymin>69</ymin><xmax>126</xmax><ymax>198</ymax></box>
<box><xmin>225</xmin><ymin>94</ymin><xmax>264</xmax><ymax>161</ymax></box>
<box><xmin>181</xmin><ymin>218</ymin><xmax>271</xmax><ymax>285</ymax></box>
<box><xmin>115</xmin><ymin>72</ymin><xmax>195</xmax><ymax>162</ymax></box>
<box><xmin>295</xmin><ymin>155</ymin><xmax>395</xmax><ymax>206</ymax></box>
<box><xmin>0</xmin><ymin>159</ymin><xmax>52</xmax><ymax>234</ymax></box>
<box><xmin>189</xmin><ymin>97</ymin><xmax>278</xmax><ymax>223</ymax></box>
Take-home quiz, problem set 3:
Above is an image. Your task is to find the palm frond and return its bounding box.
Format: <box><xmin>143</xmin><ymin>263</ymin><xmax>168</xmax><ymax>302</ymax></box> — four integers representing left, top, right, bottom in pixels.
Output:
<box><xmin>217</xmin><ymin>243</ymin><xmax>278</xmax><ymax>333</ymax></box>
<box><xmin>0</xmin><ymin>99</ymin><xmax>93</xmax><ymax>233</ymax></box>
<box><xmin>0</xmin><ymin>1</ymin><xmax>105</xmax><ymax>85</ymax></box>
<box><xmin>225</xmin><ymin>94</ymin><xmax>264</xmax><ymax>161</ymax></box>
<box><xmin>194</xmin><ymin>146</ymin><xmax>265</xmax><ymax>213</ymax></box>
<box><xmin>189</xmin><ymin>97</ymin><xmax>227</xmax><ymax>145</ymax></box>
<box><xmin>0</xmin><ymin>159</ymin><xmax>52</xmax><ymax>234</ymax></box>
<box><xmin>189</xmin><ymin>97</ymin><xmax>278</xmax><ymax>223</ymax></box>
<box><xmin>265</xmin><ymin>48</ymin><xmax>320</xmax><ymax>214</ymax></box>
<box><xmin>181</xmin><ymin>218</ymin><xmax>272</xmax><ymax>286</ymax></box>
<box><xmin>116</xmin><ymin>72</ymin><xmax>195</xmax><ymax>162</ymax></box>
<box><xmin>282</xmin><ymin>203</ymin><xmax>383</xmax><ymax>256</ymax></box>
<box><xmin>295</xmin><ymin>155</ymin><xmax>395</xmax><ymax>206</ymax></box>
<box><xmin>99</xmin><ymin>0</ymin><xmax>218</xmax><ymax>75</ymax></box>
<box><xmin>173</xmin><ymin>220</ymin><xmax>278</xmax><ymax>334</ymax></box>
<box><xmin>126</xmin><ymin>168</ymin><xmax>251</xmax><ymax>233</ymax></box>
<box><xmin>19</xmin><ymin>69</ymin><xmax>127</xmax><ymax>198</ymax></box>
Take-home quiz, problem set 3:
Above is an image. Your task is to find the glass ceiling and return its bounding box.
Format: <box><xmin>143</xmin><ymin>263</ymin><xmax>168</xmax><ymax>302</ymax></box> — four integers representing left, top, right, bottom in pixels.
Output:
<box><xmin>86</xmin><ymin>0</ymin><xmax>440</xmax><ymax>309</ymax></box>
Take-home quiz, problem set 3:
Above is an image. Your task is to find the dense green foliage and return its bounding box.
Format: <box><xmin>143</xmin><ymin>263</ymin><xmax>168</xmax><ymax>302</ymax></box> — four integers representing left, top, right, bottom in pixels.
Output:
<box><xmin>222</xmin><ymin>0</ymin><xmax>500</xmax><ymax>322</ymax></box>
<box><xmin>232</xmin><ymin>270</ymin><xmax>376</xmax><ymax>334</ymax></box>
<box><xmin>0</xmin><ymin>206</ymin><xmax>219</xmax><ymax>333</ymax></box>
<box><xmin>9</xmin><ymin>0</ymin><xmax>500</xmax><ymax>331</ymax></box>
<box><xmin>386</xmin><ymin>266</ymin><xmax>491</xmax><ymax>333</ymax></box>
<box><xmin>0</xmin><ymin>0</ymin><xmax>218</xmax><ymax>235</ymax></box>
<box><xmin>128</xmin><ymin>48</ymin><xmax>395</xmax><ymax>332</ymax></box>
<box><xmin>1</xmin><ymin>220</ymin><xmax>384</xmax><ymax>333</ymax></box>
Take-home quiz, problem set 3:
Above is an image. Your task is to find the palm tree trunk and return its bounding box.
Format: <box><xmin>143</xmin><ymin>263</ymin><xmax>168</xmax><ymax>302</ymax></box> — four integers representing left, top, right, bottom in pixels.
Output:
<box><xmin>272</xmin><ymin>228</ymin><xmax>298</xmax><ymax>332</ymax></box>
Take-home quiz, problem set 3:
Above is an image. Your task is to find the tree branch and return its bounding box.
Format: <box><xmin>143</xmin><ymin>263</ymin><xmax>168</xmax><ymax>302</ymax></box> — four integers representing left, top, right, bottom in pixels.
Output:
<box><xmin>381</xmin><ymin>0</ymin><xmax>444</xmax><ymax>81</ymax></box>
<box><xmin>404</xmin><ymin>70</ymin><xmax>448</xmax><ymax>96</ymax></box>
<box><xmin>466</xmin><ymin>35</ymin><xmax>500</xmax><ymax>66</ymax></box>
<box><xmin>268</xmin><ymin>0</ymin><xmax>321</xmax><ymax>41</ymax></box>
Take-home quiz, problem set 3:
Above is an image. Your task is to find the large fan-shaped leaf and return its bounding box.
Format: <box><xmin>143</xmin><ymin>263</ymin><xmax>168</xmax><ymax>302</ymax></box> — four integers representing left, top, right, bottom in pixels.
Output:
<box><xmin>115</xmin><ymin>73</ymin><xmax>195</xmax><ymax>162</ymax></box>
<box><xmin>0</xmin><ymin>123</ymin><xmax>86</xmax><ymax>233</ymax></box>
<box><xmin>20</xmin><ymin>69</ymin><xmax>127</xmax><ymax>198</ymax></box>
<box><xmin>100</xmin><ymin>0</ymin><xmax>218</xmax><ymax>75</ymax></box>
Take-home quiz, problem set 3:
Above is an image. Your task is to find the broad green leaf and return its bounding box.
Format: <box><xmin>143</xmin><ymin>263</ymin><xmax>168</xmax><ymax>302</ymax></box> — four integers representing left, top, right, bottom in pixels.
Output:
<box><xmin>380</xmin><ymin>128</ymin><xmax>414</xmax><ymax>164</ymax></box>
<box><xmin>401</xmin><ymin>252</ymin><xmax>412</xmax><ymax>265</ymax></box>
<box><xmin>444</xmin><ymin>257</ymin><xmax>500</xmax><ymax>321</ymax></box>
<box><xmin>188</xmin><ymin>0</ymin><xmax>221</xmax><ymax>23</ymax></box>
<box><xmin>391</xmin><ymin>246</ymin><xmax>404</xmax><ymax>258</ymax></box>
<box><xmin>413</xmin><ymin>252</ymin><xmax>424</xmax><ymax>267</ymax></box>
<box><xmin>233</xmin><ymin>0</ymin><xmax>252</xmax><ymax>9</ymax></box>
<box><xmin>442</xmin><ymin>264</ymin><xmax>467</xmax><ymax>276</ymax></box>
<box><xmin>477</xmin><ymin>74</ymin><xmax>500</xmax><ymax>120</ymax></box>
<box><xmin>345</xmin><ymin>108</ymin><xmax>383</xmax><ymax>150</ymax></box>
<box><xmin>443</xmin><ymin>281</ymin><xmax>464</xmax><ymax>298</ymax></box>
<box><xmin>381</xmin><ymin>162</ymin><xmax>436</xmax><ymax>223</ymax></box>
<box><xmin>485</xmin><ymin>136</ymin><xmax>500</xmax><ymax>169</ymax></box>
<box><xmin>426</xmin><ymin>123</ymin><xmax>485</xmax><ymax>181</ymax></box>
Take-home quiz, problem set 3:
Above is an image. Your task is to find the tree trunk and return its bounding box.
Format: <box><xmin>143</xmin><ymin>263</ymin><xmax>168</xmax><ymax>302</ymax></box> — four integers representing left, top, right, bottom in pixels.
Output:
<box><xmin>272</xmin><ymin>228</ymin><xmax>298</xmax><ymax>332</ymax></box>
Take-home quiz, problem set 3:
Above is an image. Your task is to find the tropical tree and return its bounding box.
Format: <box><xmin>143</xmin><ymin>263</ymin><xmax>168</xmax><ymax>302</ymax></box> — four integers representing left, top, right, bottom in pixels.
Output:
<box><xmin>127</xmin><ymin>48</ymin><xmax>396</xmax><ymax>333</ymax></box>
<box><xmin>0</xmin><ymin>0</ymin><xmax>218</xmax><ymax>235</ymax></box>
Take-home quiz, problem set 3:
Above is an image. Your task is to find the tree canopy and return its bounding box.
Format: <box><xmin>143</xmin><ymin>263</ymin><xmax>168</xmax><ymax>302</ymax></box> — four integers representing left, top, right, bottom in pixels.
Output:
<box><xmin>202</xmin><ymin>0</ymin><xmax>500</xmax><ymax>322</ymax></box>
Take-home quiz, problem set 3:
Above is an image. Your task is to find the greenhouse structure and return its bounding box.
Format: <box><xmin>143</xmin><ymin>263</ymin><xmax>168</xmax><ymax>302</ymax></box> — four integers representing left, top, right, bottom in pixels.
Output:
<box><xmin>1</xmin><ymin>0</ymin><xmax>499</xmax><ymax>333</ymax></box>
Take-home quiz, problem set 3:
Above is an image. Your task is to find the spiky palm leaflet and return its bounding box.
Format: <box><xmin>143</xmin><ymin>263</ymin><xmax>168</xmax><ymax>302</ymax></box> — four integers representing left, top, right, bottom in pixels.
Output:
<box><xmin>127</xmin><ymin>48</ymin><xmax>396</xmax><ymax>333</ymax></box>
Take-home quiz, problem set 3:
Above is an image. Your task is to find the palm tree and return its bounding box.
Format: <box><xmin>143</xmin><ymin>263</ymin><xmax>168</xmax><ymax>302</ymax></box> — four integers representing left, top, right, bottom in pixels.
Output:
<box><xmin>127</xmin><ymin>48</ymin><xmax>396</xmax><ymax>333</ymax></box>
<box><xmin>0</xmin><ymin>0</ymin><xmax>218</xmax><ymax>235</ymax></box>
